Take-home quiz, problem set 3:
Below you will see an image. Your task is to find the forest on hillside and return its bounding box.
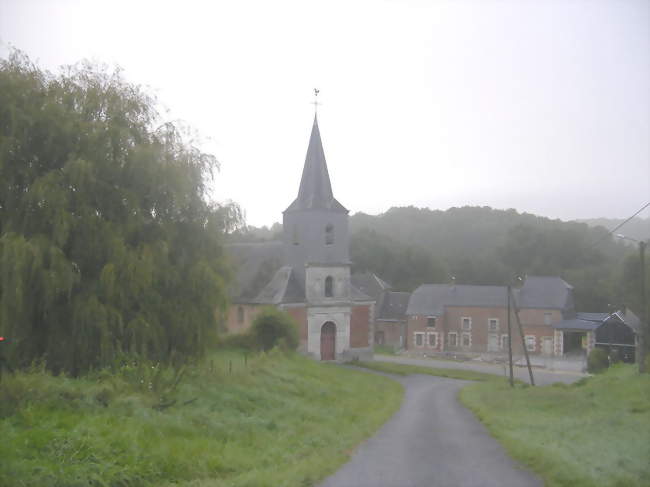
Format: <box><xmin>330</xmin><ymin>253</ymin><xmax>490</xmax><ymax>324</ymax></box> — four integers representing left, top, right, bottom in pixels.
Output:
<box><xmin>233</xmin><ymin>206</ymin><xmax>648</xmax><ymax>313</ymax></box>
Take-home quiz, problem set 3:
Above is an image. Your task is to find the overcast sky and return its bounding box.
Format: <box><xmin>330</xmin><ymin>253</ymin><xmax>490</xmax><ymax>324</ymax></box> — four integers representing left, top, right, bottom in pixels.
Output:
<box><xmin>1</xmin><ymin>0</ymin><xmax>648</xmax><ymax>227</ymax></box>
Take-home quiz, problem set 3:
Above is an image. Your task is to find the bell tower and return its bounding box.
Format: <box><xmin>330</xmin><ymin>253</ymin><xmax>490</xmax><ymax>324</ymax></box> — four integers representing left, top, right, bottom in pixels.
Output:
<box><xmin>282</xmin><ymin>115</ymin><xmax>350</xmax><ymax>298</ymax></box>
<box><xmin>283</xmin><ymin>113</ymin><xmax>354</xmax><ymax>359</ymax></box>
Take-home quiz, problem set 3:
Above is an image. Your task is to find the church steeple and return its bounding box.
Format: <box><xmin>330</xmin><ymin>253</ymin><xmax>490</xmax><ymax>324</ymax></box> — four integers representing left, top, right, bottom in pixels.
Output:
<box><xmin>284</xmin><ymin>115</ymin><xmax>347</xmax><ymax>213</ymax></box>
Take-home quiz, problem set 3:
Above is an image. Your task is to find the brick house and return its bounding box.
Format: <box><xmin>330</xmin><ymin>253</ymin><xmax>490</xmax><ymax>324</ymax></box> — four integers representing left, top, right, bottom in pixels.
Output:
<box><xmin>405</xmin><ymin>276</ymin><xmax>577</xmax><ymax>356</ymax></box>
<box><xmin>351</xmin><ymin>273</ymin><xmax>410</xmax><ymax>349</ymax></box>
<box><xmin>225</xmin><ymin>116</ymin><xmax>374</xmax><ymax>361</ymax></box>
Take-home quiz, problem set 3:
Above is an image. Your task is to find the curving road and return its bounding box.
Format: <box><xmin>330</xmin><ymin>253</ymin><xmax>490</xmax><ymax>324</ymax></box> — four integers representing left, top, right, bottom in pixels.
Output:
<box><xmin>318</xmin><ymin>373</ymin><xmax>543</xmax><ymax>487</ymax></box>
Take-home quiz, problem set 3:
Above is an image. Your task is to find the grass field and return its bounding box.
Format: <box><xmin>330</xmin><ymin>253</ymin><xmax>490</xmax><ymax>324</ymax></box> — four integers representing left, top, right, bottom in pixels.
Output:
<box><xmin>460</xmin><ymin>364</ymin><xmax>650</xmax><ymax>487</ymax></box>
<box><xmin>356</xmin><ymin>359</ymin><xmax>508</xmax><ymax>383</ymax></box>
<box><xmin>0</xmin><ymin>350</ymin><xmax>403</xmax><ymax>487</ymax></box>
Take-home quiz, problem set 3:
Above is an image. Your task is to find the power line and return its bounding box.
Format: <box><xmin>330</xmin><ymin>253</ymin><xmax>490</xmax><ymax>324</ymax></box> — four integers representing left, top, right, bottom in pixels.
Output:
<box><xmin>591</xmin><ymin>201</ymin><xmax>650</xmax><ymax>248</ymax></box>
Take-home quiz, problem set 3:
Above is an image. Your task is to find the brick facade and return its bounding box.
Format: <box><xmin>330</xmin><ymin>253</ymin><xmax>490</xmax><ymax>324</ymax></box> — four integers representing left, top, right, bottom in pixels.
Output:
<box><xmin>406</xmin><ymin>305</ymin><xmax>560</xmax><ymax>355</ymax></box>
<box><xmin>283</xmin><ymin>305</ymin><xmax>308</xmax><ymax>342</ymax></box>
<box><xmin>226</xmin><ymin>304</ymin><xmax>264</xmax><ymax>335</ymax></box>
<box><xmin>374</xmin><ymin>321</ymin><xmax>405</xmax><ymax>347</ymax></box>
<box><xmin>350</xmin><ymin>305</ymin><xmax>371</xmax><ymax>348</ymax></box>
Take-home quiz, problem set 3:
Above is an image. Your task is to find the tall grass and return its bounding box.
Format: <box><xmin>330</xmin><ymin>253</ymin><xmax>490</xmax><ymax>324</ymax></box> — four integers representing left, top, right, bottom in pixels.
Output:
<box><xmin>356</xmin><ymin>360</ymin><xmax>508</xmax><ymax>382</ymax></box>
<box><xmin>0</xmin><ymin>350</ymin><xmax>402</xmax><ymax>487</ymax></box>
<box><xmin>460</xmin><ymin>364</ymin><xmax>650</xmax><ymax>487</ymax></box>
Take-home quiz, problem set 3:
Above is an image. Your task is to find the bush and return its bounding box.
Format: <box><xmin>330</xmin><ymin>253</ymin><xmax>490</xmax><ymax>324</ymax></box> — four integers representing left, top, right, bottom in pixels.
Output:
<box><xmin>250</xmin><ymin>308</ymin><xmax>299</xmax><ymax>351</ymax></box>
<box><xmin>587</xmin><ymin>348</ymin><xmax>609</xmax><ymax>374</ymax></box>
<box><xmin>219</xmin><ymin>333</ymin><xmax>255</xmax><ymax>350</ymax></box>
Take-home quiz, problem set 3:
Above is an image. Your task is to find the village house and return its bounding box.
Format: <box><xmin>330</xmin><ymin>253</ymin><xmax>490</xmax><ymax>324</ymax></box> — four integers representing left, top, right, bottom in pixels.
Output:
<box><xmin>404</xmin><ymin>275</ymin><xmax>639</xmax><ymax>360</ymax></box>
<box><xmin>225</xmin><ymin>116</ymin><xmax>374</xmax><ymax>361</ymax></box>
<box><xmin>405</xmin><ymin>276</ymin><xmax>575</xmax><ymax>356</ymax></box>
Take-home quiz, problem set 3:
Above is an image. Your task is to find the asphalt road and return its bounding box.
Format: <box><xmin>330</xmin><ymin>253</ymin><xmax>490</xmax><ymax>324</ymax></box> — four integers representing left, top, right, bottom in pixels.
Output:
<box><xmin>318</xmin><ymin>373</ymin><xmax>543</xmax><ymax>487</ymax></box>
<box><xmin>375</xmin><ymin>354</ymin><xmax>586</xmax><ymax>385</ymax></box>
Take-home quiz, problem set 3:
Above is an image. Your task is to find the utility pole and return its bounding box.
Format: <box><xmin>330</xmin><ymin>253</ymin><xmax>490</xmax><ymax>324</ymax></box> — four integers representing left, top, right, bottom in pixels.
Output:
<box><xmin>507</xmin><ymin>285</ymin><xmax>514</xmax><ymax>387</ymax></box>
<box><xmin>639</xmin><ymin>240</ymin><xmax>647</xmax><ymax>374</ymax></box>
<box><xmin>616</xmin><ymin>234</ymin><xmax>648</xmax><ymax>374</ymax></box>
<box><xmin>510</xmin><ymin>286</ymin><xmax>535</xmax><ymax>386</ymax></box>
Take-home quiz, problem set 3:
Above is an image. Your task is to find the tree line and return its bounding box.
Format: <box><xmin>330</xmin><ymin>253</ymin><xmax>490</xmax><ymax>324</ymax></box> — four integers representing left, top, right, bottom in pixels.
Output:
<box><xmin>235</xmin><ymin>206</ymin><xmax>646</xmax><ymax>313</ymax></box>
<box><xmin>349</xmin><ymin>206</ymin><xmax>644</xmax><ymax>312</ymax></box>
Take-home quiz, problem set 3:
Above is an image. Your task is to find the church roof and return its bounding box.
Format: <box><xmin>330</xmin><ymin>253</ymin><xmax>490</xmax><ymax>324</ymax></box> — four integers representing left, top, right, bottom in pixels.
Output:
<box><xmin>225</xmin><ymin>241</ymin><xmax>284</xmax><ymax>302</ymax></box>
<box><xmin>351</xmin><ymin>272</ymin><xmax>392</xmax><ymax>301</ymax></box>
<box><xmin>251</xmin><ymin>266</ymin><xmax>373</xmax><ymax>304</ymax></box>
<box><xmin>284</xmin><ymin>115</ymin><xmax>348</xmax><ymax>213</ymax></box>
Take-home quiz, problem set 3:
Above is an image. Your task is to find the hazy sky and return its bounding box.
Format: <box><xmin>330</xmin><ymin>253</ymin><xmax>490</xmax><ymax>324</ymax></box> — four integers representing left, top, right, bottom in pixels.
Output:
<box><xmin>1</xmin><ymin>0</ymin><xmax>648</xmax><ymax>227</ymax></box>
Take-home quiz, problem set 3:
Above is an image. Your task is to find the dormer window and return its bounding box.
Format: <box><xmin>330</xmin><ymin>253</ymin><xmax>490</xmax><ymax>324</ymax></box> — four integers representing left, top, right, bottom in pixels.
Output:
<box><xmin>325</xmin><ymin>276</ymin><xmax>333</xmax><ymax>297</ymax></box>
<box><xmin>325</xmin><ymin>224</ymin><xmax>334</xmax><ymax>245</ymax></box>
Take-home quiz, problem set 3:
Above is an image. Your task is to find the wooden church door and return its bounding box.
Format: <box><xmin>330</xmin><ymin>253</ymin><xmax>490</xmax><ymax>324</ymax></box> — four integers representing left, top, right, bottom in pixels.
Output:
<box><xmin>320</xmin><ymin>322</ymin><xmax>336</xmax><ymax>360</ymax></box>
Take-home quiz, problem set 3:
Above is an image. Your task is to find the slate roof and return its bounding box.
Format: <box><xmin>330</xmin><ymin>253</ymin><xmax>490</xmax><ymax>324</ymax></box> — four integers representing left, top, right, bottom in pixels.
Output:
<box><xmin>376</xmin><ymin>292</ymin><xmax>410</xmax><ymax>322</ymax></box>
<box><xmin>225</xmin><ymin>241</ymin><xmax>284</xmax><ymax>302</ymax></box>
<box><xmin>351</xmin><ymin>285</ymin><xmax>374</xmax><ymax>302</ymax></box>
<box><xmin>407</xmin><ymin>276</ymin><xmax>575</xmax><ymax>316</ymax></box>
<box><xmin>351</xmin><ymin>272</ymin><xmax>392</xmax><ymax>301</ymax></box>
<box><xmin>254</xmin><ymin>266</ymin><xmax>305</xmax><ymax>304</ymax></box>
<box><xmin>555</xmin><ymin>309</ymin><xmax>641</xmax><ymax>333</ymax></box>
<box><xmin>576</xmin><ymin>312</ymin><xmax>609</xmax><ymax>322</ymax></box>
<box><xmin>407</xmin><ymin>284</ymin><xmax>508</xmax><ymax>316</ymax></box>
<box><xmin>253</xmin><ymin>265</ymin><xmax>372</xmax><ymax>304</ymax></box>
<box><xmin>516</xmin><ymin>276</ymin><xmax>574</xmax><ymax>311</ymax></box>
<box><xmin>227</xmin><ymin>244</ymin><xmax>373</xmax><ymax>304</ymax></box>
<box><xmin>622</xmin><ymin>309</ymin><xmax>642</xmax><ymax>333</ymax></box>
<box><xmin>284</xmin><ymin>116</ymin><xmax>347</xmax><ymax>213</ymax></box>
<box><xmin>553</xmin><ymin>318</ymin><xmax>600</xmax><ymax>331</ymax></box>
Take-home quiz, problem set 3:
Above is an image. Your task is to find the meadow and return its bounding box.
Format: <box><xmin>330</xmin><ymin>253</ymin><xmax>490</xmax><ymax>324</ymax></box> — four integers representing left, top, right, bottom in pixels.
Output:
<box><xmin>460</xmin><ymin>364</ymin><xmax>650</xmax><ymax>487</ymax></box>
<box><xmin>0</xmin><ymin>350</ymin><xmax>402</xmax><ymax>487</ymax></box>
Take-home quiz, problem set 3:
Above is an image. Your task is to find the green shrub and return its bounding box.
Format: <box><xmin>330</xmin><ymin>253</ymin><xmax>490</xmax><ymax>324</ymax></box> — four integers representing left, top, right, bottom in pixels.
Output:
<box><xmin>250</xmin><ymin>308</ymin><xmax>299</xmax><ymax>351</ymax></box>
<box><xmin>219</xmin><ymin>332</ymin><xmax>255</xmax><ymax>350</ymax></box>
<box><xmin>587</xmin><ymin>348</ymin><xmax>609</xmax><ymax>373</ymax></box>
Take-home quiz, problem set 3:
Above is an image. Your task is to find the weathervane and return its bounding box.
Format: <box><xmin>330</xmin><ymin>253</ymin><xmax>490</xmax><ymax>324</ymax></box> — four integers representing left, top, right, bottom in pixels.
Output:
<box><xmin>312</xmin><ymin>88</ymin><xmax>321</xmax><ymax>115</ymax></box>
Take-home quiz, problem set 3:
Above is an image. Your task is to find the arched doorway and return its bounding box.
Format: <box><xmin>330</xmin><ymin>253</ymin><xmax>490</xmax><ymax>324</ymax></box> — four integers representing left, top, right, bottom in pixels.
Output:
<box><xmin>320</xmin><ymin>322</ymin><xmax>336</xmax><ymax>360</ymax></box>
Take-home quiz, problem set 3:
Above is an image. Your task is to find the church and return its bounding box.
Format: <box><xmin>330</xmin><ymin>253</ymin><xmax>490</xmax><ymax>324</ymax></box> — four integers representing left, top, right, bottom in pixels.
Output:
<box><xmin>225</xmin><ymin>115</ymin><xmax>374</xmax><ymax>361</ymax></box>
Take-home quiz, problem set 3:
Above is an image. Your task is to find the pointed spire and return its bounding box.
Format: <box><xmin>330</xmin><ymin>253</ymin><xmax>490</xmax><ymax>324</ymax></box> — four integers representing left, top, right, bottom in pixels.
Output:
<box><xmin>285</xmin><ymin>115</ymin><xmax>347</xmax><ymax>213</ymax></box>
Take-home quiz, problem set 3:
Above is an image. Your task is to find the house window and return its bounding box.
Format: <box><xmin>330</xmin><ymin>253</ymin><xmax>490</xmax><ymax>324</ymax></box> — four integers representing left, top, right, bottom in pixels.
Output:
<box><xmin>525</xmin><ymin>335</ymin><xmax>536</xmax><ymax>352</ymax></box>
<box><xmin>237</xmin><ymin>306</ymin><xmax>244</xmax><ymax>324</ymax></box>
<box><xmin>501</xmin><ymin>334</ymin><xmax>510</xmax><ymax>350</ymax></box>
<box><xmin>462</xmin><ymin>317</ymin><xmax>472</xmax><ymax>331</ymax></box>
<box><xmin>414</xmin><ymin>332</ymin><xmax>425</xmax><ymax>347</ymax></box>
<box><xmin>427</xmin><ymin>317</ymin><xmax>436</xmax><ymax>328</ymax></box>
<box><xmin>428</xmin><ymin>332</ymin><xmax>438</xmax><ymax>348</ymax></box>
<box><xmin>544</xmin><ymin>312</ymin><xmax>552</xmax><ymax>325</ymax></box>
<box><xmin>461</xmin><ymin>332</ymin><xmax>471</xmax><ymax>347</ymax></box>
<box><xmin>448</xmin><ymin>332</ymin><xmax>458</xmax><ymax>347</ymax></box>
<box><xmin>488</xmin><ymin>318</ymin><xmax>499</xmax><ymax>332</ymax></box>
<box><xmin>325</xmin><ymin>224</ymin><xmax>334</xmax><ymax>245</ymax></box>
<box><xmin>292</xmin><ymin>224</ymin><xmax>299</xmax><ymax>245</ymax></box>
<box><xmin>325</xmin><ymin>276</ymin><xmax>334</xmax><ymax>297</ymax></box>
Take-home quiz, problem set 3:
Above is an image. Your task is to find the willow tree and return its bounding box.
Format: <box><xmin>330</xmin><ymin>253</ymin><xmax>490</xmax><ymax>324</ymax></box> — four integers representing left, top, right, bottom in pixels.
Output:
<box><xmin>0</xmin><ymin>51</ymin><xmax>240</xmax><ymax>374</ymax></box>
